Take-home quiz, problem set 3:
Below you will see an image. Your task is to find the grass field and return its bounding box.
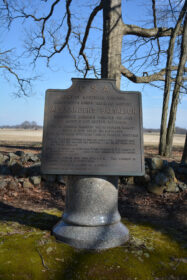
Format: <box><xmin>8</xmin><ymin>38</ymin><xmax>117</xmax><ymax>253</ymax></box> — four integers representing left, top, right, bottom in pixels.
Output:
<box><xmin>0</xmin><ymin>128</ymin><xmax>185</xmax><ymax>147</ymax></box>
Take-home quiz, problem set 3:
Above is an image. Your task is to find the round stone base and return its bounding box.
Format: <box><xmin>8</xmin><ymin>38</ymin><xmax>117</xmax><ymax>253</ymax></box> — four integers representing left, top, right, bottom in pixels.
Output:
<box><xmin>53</xmin><ymin>220</ymin><xmax>129</xmax><ymax>250</ymax></box>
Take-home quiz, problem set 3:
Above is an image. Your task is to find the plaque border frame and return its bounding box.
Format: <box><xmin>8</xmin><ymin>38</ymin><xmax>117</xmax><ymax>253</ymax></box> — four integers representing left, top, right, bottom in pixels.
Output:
<box><xmin>41</xmin><ymin>78</ymin><xmax>144</xmax><ymax>176</ymax></box>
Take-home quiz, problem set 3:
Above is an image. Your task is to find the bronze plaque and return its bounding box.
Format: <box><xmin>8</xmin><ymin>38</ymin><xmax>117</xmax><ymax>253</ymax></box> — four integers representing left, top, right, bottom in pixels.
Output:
<box><xmin>41</xmin><ymin>79</ymin><xmax>144</xmax><ymax>175</ymax></box>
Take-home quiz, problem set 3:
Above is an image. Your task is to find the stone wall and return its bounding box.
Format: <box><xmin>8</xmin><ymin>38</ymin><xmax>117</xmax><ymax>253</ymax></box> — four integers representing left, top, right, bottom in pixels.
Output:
<box><xmin>121</xmin><ymin>157</ymin><xmax>187</xmax><ymax>195</ymax></box>
<box><xmin>0</xmin><ymin>151</ymin><xmax>186</xmax><ymax>195</ymax></box>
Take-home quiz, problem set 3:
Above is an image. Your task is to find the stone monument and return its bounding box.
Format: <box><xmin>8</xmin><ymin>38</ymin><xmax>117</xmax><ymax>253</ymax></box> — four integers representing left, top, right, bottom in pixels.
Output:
<box><xmin>41</xmin><ymin>78</ymin><xmax>144</xmax><ymax>249</ymax></box>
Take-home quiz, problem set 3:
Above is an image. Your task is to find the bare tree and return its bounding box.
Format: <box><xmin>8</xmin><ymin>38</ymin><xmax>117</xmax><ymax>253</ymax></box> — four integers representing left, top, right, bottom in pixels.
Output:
<box><xmin>159</xmin><ymin>0</ymin><xmax>187</xmax><ymax>156</ymax></box>
<box><xmin>1</xmin><ymin>0</ymin><xmax>186</xmax><ymax>152</ymax></box>
<box><xmin>165</xmin><ymin>12</ymin><xmax>187</xmax><ymax>156</ymax></box>
<box><xmin>181</xmin><ymin>132</ymin><xmax>187</xmax><ymax>164</ymax></box>
<box><xmin>2</xmin><ymin>1</ymin><xmax>184</xmax><ymax>79</ymax></box>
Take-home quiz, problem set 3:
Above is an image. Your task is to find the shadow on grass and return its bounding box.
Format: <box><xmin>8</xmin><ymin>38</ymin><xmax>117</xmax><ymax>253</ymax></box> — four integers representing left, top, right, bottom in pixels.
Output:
<box><xmin>0</xmin><ymin>186</ymin><xmax>186</xmax><ymax>245</ymax></box>
<box><xmin>118</xmin><ymin>187</ymin><xmax>187</xmax><ymax>245</ymax></box>
<box><xmin>0</xmin><ymin>201</ymin><xmax>60</xmax><ymax>231</ymax></box>
<box><xmin>0</xmin><ymin>189</ymin><xmax>187</xmax><ymax>280</ymax></box>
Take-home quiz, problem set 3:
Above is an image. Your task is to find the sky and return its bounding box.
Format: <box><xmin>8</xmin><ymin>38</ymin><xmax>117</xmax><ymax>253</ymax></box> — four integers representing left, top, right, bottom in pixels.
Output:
<box><xmin>0</xmin><ymin>0</ymin><xmax>186</xmax><ymax>128</ymax></box>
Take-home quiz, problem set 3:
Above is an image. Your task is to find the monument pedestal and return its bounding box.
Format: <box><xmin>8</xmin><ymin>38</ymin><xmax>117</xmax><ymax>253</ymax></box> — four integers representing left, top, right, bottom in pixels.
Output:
<box><xmin>42</xmin><ymin>79</ymin><xmax>144</xmax><ymax>249</ymax></box>
<box><xmin>53</xmin><ymin>176</ymin><xmax>129</xmax><ymax>250</ymax></box>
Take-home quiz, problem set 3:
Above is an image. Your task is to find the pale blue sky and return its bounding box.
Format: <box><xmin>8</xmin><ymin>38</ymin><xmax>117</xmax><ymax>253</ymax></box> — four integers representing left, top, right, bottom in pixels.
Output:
<box><xmin>0</xmin><ymin>0</ymin><xmax>186</xmax><ymax>128</ymax></box>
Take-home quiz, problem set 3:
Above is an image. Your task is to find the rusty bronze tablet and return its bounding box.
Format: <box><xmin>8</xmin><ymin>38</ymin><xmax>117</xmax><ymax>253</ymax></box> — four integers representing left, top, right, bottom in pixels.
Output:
<box><xmin>41</xmin><ymin>79</ymin><xmax>144</xmax><ymax>175</ymax></box>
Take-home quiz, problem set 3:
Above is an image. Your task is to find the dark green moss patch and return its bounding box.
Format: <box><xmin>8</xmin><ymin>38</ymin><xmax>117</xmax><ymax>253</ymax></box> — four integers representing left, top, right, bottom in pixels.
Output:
<box><xmin>0</xmin><ymin>208</ymin><xmax>186</xmax><ymax>280</ymax></box>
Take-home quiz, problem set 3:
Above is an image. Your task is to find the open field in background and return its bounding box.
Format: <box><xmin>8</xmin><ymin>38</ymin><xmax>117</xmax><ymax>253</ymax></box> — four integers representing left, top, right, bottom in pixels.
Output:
<box><xmin>0</xmin><ymin>129</ymin><xmax>43</xmax><ymax>143</ymax></box>
<box><xmin>143</xmin><ymin>132</ymin><xmax>185</xmax><ymax>146</ymax></box>
<box><xmin>0</xmin><ymin>128</ymin><xmax>185</xmax><ymax>147</ymax></box>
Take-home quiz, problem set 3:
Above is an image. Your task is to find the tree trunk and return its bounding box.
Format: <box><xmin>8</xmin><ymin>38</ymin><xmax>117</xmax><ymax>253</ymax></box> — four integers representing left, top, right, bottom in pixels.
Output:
<box><xmin>101</xmin><ymin>0</ymin><xmax>123</xmax><ymax>88</ymax></box>
<box><xmin>159</xmin><ymin>37</ymin><xmax>173</xmax><ymax>155</ymax></box>
<box><xmin>159</xmin><ymin>0</ymin><xmax>187</xmax><ymax>156</ymax></box>
<box><xmin>165</xmin><ymin>14</ymin><xmax>187</xmax><ymax>157</ymax></box>
<box><xmin>181</xmin><ymin>132</ymin><xmax>187</xmax><ymax>164</ymax></box>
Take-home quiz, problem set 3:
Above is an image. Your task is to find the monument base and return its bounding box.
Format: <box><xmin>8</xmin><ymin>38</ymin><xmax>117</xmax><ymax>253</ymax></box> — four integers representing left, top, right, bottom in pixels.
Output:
<box><xmin>52</xmin><ymin>175</ymin><xmax>129</xmax><ymax>250</ymax></box>
<box><xmin>53</xmin><ymin>220</ymin><xmax>129</xmax><ymax>250</ymax></box>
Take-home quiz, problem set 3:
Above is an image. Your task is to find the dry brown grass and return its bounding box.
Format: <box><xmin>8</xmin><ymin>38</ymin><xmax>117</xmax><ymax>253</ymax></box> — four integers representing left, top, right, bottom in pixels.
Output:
<box><xmin>0</xmin><ymin>128</ymin><xmax>43</xmax><ymax>143</ymax></box>
<box><xmin>0</xmin><ymin>128</ymin><xmax>185</xmax><ymax>146</ymax></box>
<box><xmin>143</xmin><ymin>132</ymin><xmax>185</xmax><ymax>146</ymax></box>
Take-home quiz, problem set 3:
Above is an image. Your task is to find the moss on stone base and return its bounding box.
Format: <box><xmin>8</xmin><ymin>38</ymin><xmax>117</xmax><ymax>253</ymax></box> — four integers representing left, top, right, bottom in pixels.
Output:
<box><xmin>0</xmin><ymin>209</ymin><xmax>186</xmax><ymax>280</ymax></box>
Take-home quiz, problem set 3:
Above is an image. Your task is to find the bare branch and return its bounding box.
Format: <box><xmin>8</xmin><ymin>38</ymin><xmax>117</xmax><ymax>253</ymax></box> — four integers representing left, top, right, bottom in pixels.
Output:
<box><xmin>0</xmin><ymin>49</ymin><xmax>14</xmax><ymax>55</ymax></box>
<box><xmin>78</xmin><ymin>1</ymin><xmax>103</xmax><ymax>76</ymax></box>
<box><xmin>67</xmin><ymin>43</ymin><xmax>85</xmax><ymax>75</ymax></box>
<box><xmin>79</xmin><ymin>1</ymin><xmax>103</xmax><ymax>56</ymax></box>
<box><xmin>47</xmin><ymin>0</ymin><xmax>72</xmax><ymax>62</ymax></box>
<box><xmin>122</xmin><ymin>24</ymin><xmax>183</xmax><ymax>37</ymax></box>
<box><xmin>152</xmin><ymin>0</ymin><xmax>161</xmax><ymax>64</ymax></box>
<box><xmin>13</xmin><ymin>0</ymin><xmax>60</xmax><ymax>22</ymax></box>
<box><xmin>169</xmin><ymin>0</ymin><xmax>177</xmax><ymax>22</ymax></box>
<box><xmin>0</xmin><ymin>65</ymin><xmax>36</xmax><ymax>96</ymax></box>
<box><xmin>120</xmin><ymin>65</ymin><xmax>187</xmax><ymax>83</ymax></box>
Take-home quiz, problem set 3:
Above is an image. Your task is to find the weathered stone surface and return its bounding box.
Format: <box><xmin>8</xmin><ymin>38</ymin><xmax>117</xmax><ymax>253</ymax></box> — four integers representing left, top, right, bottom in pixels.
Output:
<box><xmin>15</xmin><ymin>151</ymin><xmax>25</xmax><ymax>157</ymax></box>
<box><xmin>23</xmin><ymin>179</ymin><xmax>33</xmax><ymax>189</ymax></box>
<box><xmin>25</xmin><ymin>153</ymin><xmax>39</xmax><ymax>163</ymax></box>
<box><xmin>63</xmin><ymin>176</ymin><xmax>120</xmax><ymax>226</ymax></box>
<box><xmin>42</xmin><ymin>79</ymin><xmax>144</xmax><ymax>176</ymax></box>
<box><xmin>20</xmin><ymin>153</ymin><xmax>39</xmax><ymax>164</ymax></box>
<box><xmin>178</xmin><ymin>183</ymin><xmax>187</xmax><ymax>191</ymax></box>
<box><xmin>29</xmin><ymin>176</ymin><xmax>41</xmax><ymax>185</ymax></box>
<box><xmin>53</xmin><ymin>175</ymin><xmax>129</xmax><ymax>249</ymax></box>
<box><xmin>0</xmin><ymin>153</ymin><xmax>5</xmax><ymax>164</ymax></box>
<box><xmin>30</xmin><ymin>154</ymin><xmax>40</xmax><ymax>162</ymax></box>
<box><xmin>165</xmin><ymin>182</ymin><xmax>179</xmax><ymax>193</ymax></box>
<box><xmin>8</xmin><ymin>159</ymin><xmax>17</xmax><ymax>167</ymax></box>
<box><xmin>150</xmin><ymin>157</ymin><xmax>164</xmax><ymax>170</ymax></box>
<box><xmin>143</xmin><ymin>161</ymin><xmax>185</xmax><ymax>194</ymax></box>
<box><xmin>147</xmin><ymin>183</ymin><xmax>165</xmax><ymax>195</ymax></box>
<box><xmin>8</xmin><ymin>152</ymin><xmax>19</xmax><ymax>161</ymax></box>
<box><xmin>54</xmin><ymin>220</ymin><xmax>129</xmax><ymax>250</ymax></box>
<box><xmin>154</xmin><ymin>172</ymin><xmax>169</xmax><ymax>186</ymax></box>
<box><xmin>3</xmin><ymin>155</ymin><xmax>9</xmax><ymax>163</ymax></box>
<box><xmin>163</xmin><ymin>166</ymin><xmax>176</xmax><ymax>179</ymax></box>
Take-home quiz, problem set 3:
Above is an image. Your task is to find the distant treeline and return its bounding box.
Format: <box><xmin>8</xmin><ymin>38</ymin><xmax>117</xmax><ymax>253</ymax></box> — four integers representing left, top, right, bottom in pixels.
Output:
<box><xmin>144</xmin><ymin>127</ymin><xmax>187</xmax><ymax>134</ymax></box>
<box><xmin>0</xmin><ymin>121</ymin><xmax>186</xmax><ymax>134</ymax></box>
<box><xmin>0</xmin><ymin>121</ymin><xmax>42</xmax><ymax>130</ymax></box>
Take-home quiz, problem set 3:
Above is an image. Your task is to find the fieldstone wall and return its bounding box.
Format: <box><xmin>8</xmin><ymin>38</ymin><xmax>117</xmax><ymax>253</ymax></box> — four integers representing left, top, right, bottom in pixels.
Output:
<box><xmin>121</xmin><ymin>157</ymin><xmax>187</xmax><ymax>195</ymax></box>
<box><xmin>0</xmin><ymin>151</ymin><xmax>186</xmax><ymax>195</ymax></box>
<box><xmin>0</xmin><ymin>151</ymin><xmax>66</xmax><ymax>191</ymax></box>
